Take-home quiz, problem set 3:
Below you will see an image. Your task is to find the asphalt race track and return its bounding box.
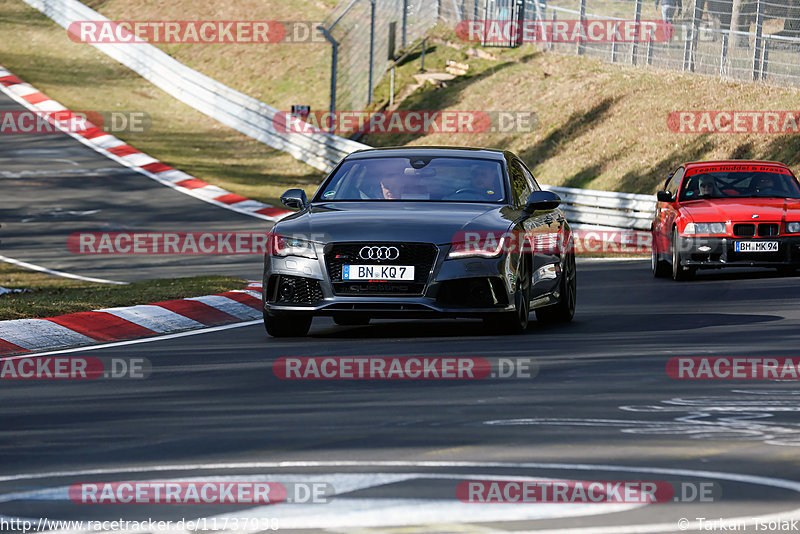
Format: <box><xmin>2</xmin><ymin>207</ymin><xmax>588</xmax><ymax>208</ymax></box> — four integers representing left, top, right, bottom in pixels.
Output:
<box><xmin>0</xmin><ymin>90</ymin><xmax>268</xmax><ymax>282</ymax></box>
<box><xmin>2</xmin><ymin>260</ymin><xmax>800</xmax><ymax>533</ymax></box>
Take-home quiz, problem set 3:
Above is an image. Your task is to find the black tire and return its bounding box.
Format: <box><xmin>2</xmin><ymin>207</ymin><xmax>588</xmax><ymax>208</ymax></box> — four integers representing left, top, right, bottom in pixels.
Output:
<box><xmin>536</xmin><ymin>251</ymin><xmax>577</xmax><ymax>323</ymax></box>
<box><xmin>484</xmin><ymin>258</ymin><xmax>531</xmax><ymax>334</ymax></box>
<box><xmin>652</xmin><ymin>240</ymin><xmax>671</xmax><ymax>278</ymax></box>
<box><xmin>671</xmin><ymin>227</ymin><xmax>694</xmax><ymax>281</ymax></box>
<box><xmin>333</xmin><ymin>315</ymin><xmax>371</xmax><ymax>326</ymax></box>
<box><xmin>263</xmin><ymin>311</ymin><xmax>312</xmax><ymax>337</ymax></box>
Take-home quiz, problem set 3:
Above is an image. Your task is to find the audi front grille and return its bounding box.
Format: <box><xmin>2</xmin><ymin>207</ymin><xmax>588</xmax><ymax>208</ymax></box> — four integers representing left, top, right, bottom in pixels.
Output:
<box><xmin>324</xmin><ymin>242</ymin><xmax>438</xmax><ymax>296</ymax></box>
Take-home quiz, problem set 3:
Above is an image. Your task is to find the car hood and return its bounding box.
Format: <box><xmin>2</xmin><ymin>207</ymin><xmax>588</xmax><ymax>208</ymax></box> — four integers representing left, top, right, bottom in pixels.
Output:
<box><xmin>274</xmin><ymin>202</ymin><xmax>517</xmax><ymax>245</ymax></box>
<box><xmin>681</xmin><ymin>198</ymin><xmax>800</xmax><ymax>222</ymax></box>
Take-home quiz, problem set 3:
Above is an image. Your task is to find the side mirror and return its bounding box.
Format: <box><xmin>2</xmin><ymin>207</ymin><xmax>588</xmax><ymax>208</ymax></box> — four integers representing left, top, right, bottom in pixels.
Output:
<box><xmin>524</xmin><ymin>190</ymin><xmax>561</xmax><ymax>213</ymax></box>
<box><xmin>656</xmin><ymin>190</ymin><xmax>674</xmax><ymax>202</ymax></box>
<box><xmin>280</xmin><ymin>188</ymin><xmax>308</xmax><ymax>210</ymax></box>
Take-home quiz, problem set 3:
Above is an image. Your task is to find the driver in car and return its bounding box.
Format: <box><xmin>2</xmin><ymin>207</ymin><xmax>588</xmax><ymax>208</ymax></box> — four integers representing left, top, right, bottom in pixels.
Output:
<box><xmin>697</xmin><ymin>176</ymin><xmax>722</xmax><ymax>198</ymax></box>
<box><xmin>754</xmin><ymin>175</ymin><xmax>782</xmax><ymax>196</ymax></box>
<box><xmin>380</xmin><ymin>174</ymin><xmax>404</xmax><ymax>199</ymax></box>
<box><xmin>451</xmin><ymin>166</ymin><xmax>503</xmax><ymax>201</ymax></box>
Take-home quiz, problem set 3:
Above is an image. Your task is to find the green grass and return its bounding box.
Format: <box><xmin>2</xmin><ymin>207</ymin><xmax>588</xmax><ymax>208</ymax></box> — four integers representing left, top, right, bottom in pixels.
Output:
<box><xmin>0</xmin><ymin>262</ymin><xmax>247</xmax><ymax>320</ymax></box>
<box><xmin>0</xmin><ymin>0</ymin><xmax>326</xmax><ymax>206</ymax></box>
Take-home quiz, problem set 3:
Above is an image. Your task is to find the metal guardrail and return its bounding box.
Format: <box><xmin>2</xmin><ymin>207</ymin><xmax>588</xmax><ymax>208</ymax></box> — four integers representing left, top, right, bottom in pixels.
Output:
<box><xmin>22</xmin><ymin>0</ymin><xmax>656</xmax><ymax>230</ymax></box>
<box><xmin>543</xmin><ymin>185</ymin><xmax>655</xmax><ymax>231</ymax></box>
<box><xmin>21</xmin><ymin>0</ymin><xmax>368</xmax><ymax>173</ymax></box>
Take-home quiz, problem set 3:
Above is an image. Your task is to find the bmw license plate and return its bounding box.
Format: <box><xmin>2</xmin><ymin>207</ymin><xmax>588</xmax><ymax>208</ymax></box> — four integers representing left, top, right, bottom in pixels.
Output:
<box><xmin>342</xmin><ymin>265</ymin><xmax>415</xmax><ymax>281</ymax></box>
<box><xmin>735</xmin><ymin>241</ymin><xmax>778</xmax><ymax>252</ymax></box>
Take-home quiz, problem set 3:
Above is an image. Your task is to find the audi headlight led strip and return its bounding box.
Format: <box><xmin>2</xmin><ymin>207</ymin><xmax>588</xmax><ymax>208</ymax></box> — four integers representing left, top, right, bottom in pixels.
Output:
<box><xmin>270</xmin><ymin>234</ymin><xmax>318</xmax><ymax>259</ymax></box>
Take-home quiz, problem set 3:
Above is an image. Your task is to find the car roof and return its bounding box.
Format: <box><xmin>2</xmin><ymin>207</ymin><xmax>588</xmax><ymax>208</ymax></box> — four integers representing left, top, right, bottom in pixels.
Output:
<box><xmin>683</xmin><ymin>160</ymin><xmax>791</xmax><ymax>171</ymax></box>
<box><xmin>345</xmin><ymin>146</ymin><xmax>507</xmax><ymax>161</ymax></box>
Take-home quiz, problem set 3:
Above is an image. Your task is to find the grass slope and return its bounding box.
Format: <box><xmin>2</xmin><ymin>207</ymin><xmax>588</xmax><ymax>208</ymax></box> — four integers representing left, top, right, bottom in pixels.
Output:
<box><xmin>364</xmin><ymin>28</ymin><xmax>800</xmax><ymax>193</ymax></box>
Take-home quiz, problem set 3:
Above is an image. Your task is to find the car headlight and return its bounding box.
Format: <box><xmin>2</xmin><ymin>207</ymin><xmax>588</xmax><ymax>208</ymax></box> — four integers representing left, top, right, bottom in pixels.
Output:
<box><xmin>683</xmin><ymin>222</ymin><xmax>726</xmax><ymax>235</ymax></box>
<box><xmin>787</xmin><ymin>222</ymin><xmax>800</xmax><ymax>234</ymax></box>
<box><xmin>447</xmin><ymin>236</ymin><xmax>507</xmax><ymax>259</ymax></box>
<box><xmin>269</xmin><ymin>234</ymin><xmax>318</xmax><ymax>259</ymax></box>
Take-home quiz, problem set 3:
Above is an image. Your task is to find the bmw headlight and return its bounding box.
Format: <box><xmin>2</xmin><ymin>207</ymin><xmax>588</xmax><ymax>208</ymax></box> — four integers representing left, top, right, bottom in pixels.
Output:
<box><xmin>786</xmin><ymin>222</ymin><xmax>800</xmax><ymax>234</ymax></box>
<box><xmin>683</xmin><ymin>222</ymin><xmax>726</xmax><ymax>235</ymax></box>
<box><xmin>269</xmin><ymin>234</ymin><xmax>318</xmax><ymax>259</ymax></box>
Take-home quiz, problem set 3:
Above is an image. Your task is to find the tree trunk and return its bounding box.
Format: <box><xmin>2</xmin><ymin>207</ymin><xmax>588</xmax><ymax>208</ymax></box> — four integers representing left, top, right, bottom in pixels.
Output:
<box><xmin>730</xmin><ymin>0</ymin><xmax>750</xmax><ymax>47</ymax></box>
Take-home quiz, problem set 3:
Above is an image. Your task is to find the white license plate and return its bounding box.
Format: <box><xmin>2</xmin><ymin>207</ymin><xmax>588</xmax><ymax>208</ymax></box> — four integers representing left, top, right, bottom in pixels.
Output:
<box><xmin>342</xmin><ymin>265</ymin><xmax>415</xmax><ymax>281</ymax></box>
<box><xmin>735</xmin><ymin>241</ymin><xmax>778</xmax><ymax>252</ymax></box>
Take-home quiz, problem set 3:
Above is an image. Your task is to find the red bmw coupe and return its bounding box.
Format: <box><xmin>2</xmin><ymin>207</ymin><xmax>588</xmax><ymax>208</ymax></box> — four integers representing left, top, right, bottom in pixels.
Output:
<box><xmin>651</xmin><ymin>161</ymin><xmax>800</xmax><ymax>280</ymax></box>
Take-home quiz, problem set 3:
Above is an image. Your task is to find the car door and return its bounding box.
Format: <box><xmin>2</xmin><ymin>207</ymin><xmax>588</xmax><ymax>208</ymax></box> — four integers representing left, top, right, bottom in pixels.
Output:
<box><xmin>508</xmin><ymin>157</ymin><xmax>556</xmax><ymax>299</ymax></box>
<box><xmin>654</xmin><ymin>167</ymin><xmax>684</xmax><ymax>253</ymax></box>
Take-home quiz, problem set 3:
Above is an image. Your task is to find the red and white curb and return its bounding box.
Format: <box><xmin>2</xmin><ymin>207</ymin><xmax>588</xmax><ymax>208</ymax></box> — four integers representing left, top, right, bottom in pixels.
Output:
<box><xmin>0</xmin><ymin>283</ymin><xmax>263</xmax><ymax>356</ymax></box>
<box><xmin>0</xmin><ymin>65</ymin><xmax>292</xmax><ymax>222</ymax></box>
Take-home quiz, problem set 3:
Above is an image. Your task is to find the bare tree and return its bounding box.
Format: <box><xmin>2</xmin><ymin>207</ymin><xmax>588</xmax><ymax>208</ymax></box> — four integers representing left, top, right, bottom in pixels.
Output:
<box><xmin>730</xmin><ymin>0</ymin><xmax>751</xmax><ymax>47</ymax></box>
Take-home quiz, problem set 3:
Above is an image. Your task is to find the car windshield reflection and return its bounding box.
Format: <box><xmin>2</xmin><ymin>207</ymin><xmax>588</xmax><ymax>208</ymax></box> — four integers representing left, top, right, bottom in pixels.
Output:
<box><xmin>315</xmin><ymin>156</ymin><xmax>507</xmax><ymax>203</ymax></box>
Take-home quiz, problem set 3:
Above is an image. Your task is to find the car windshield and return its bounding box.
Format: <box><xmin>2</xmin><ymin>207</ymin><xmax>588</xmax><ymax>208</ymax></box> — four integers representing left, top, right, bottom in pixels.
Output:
<box><xmin>315</xmin><ymin>156</ymin><xmax>507</xmax><ymax>203</ymax></box>
<box><xmin>679</xmin><ymin>171</ymin><xmax>800</xmax><ymax>201</ymax></box>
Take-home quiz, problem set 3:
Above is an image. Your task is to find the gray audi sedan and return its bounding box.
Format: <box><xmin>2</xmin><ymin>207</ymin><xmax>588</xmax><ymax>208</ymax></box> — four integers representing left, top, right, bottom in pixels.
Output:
<box><xmin>262</xmin><ymin>147</ymin><xmax>576</xmax><ymax>337</ymax></box>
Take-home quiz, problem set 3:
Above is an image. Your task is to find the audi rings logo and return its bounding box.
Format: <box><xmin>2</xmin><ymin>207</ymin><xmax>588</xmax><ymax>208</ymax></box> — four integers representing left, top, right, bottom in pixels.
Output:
<box><xmin>359</xmin><ymin>246</ymin><xmax>400</xmax><ymax>260</ymax></box>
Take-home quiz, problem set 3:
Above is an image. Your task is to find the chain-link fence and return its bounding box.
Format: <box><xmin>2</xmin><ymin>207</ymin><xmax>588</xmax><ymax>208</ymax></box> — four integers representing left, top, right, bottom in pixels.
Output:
<box><xmin>321</xmin><ymin>0</ymin><xmax>800</xmax><ymax>115</ymax></box>
<box><xmin>320</xmin><ymin>0</ymin><xmax>438</xmax><ymax>114</ymax></box>
<box><xmin>438</xmin><ymin>0</ymin><xmax>800</xmax><ymax>87</ymax></box>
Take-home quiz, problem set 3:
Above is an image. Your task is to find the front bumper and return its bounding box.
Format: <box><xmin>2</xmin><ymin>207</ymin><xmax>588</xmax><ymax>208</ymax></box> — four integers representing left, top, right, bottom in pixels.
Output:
<box><xmin>262</xmin><ymin>245</ymin><xmax>546</xmax><ymax>318</ymax></box>
<box><xmin>677</xmin><ymin>235</ymin><xmax>800</xmax><ymax>268</ymax></box>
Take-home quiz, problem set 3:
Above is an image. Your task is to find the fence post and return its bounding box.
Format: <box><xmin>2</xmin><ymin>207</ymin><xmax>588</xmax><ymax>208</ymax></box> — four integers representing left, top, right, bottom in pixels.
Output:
<box><xmin>752</xmin><ymin>0</ymin><xmax>764</xmax><ymax>80</ymax></box>
<box><xmin>688</xmin><ymin>0</ymin><xmax>702</xmax><ymax>72</ymax></box>
<box><xmin>421</xmin><ymin>38</ymin><xmax>427</xmax><ymax>71</ymax></box>
<box><xmin>549</xmin><ymin>10</ymin><xmax>556</xmax><ymax>51</ymax></box>
<box><xmin>611</xmin><ymin>32</ymin><xmax>618</xmax><ymax>62</ymax></box>
<box><xmin>577</xmin><ymin>0</ymin><xmax>586</xmax><ymax>55</ymax></box>
<box><xmin>760</xmin><ymin>37</ymin><xmax>769</xmax><ymax>81</ymax></box>
<box><xmin>368</xmin><ymin>0</ymin><xmax>376</xmax><ymax>104</ymax></box>
<box><xmin>719</xmin><ymin>32</ymin><xmax>728</xmax><ymax>78</ymax></box>
<box><xmin>646</xmin><ymin>36</ymin><xmax>653</xmax><ymax>65</ymax></box>
<box><xmin>631</xmin><ymin>0</ymin><xmax>642</xmax><ymax>65</ymax></box>
<box><xmin>534</xmin><ymin>0</ymin><xmax>545</xmax><ymax>49</ymax></box>
<box><xmin>318</xmin><ymin>25</ymin><xmax>338</xmax><ymax>131</ymax></box>
<box><xmin>402</xmin><ymin>0</ymin><xmax>408</xmax><ymax>49</ymax></box>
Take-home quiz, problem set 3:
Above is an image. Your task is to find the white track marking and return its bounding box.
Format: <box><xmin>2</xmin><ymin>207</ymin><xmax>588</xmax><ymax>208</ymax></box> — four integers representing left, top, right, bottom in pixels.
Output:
<box><xmin>0</xmin><ymin>255</ymin><xmax>127</xmax><ymax>285</ymax></box>
<box><xmin>101</xmin><ymin>305</ymin><xmax>205</xmax><ymax>333</ymax></box>
<box><xmin>0</xmin><ymin>320</ymin><xmax>261</xmax><ymax>359</ymax></box>
<box><xmin>184</xmin><ymin>295</ymin><xmax>262</xmax><ymax>320</ymax></box>
<box><xmin>487</xmin><ymin>391</ymin><xmax>800</xmax><ymax>447</ymax></box>
<box><xmin>1</xmin><ymin>462</ymin><xmax>798</xmax><ymax>533</ymax></box>
<box><xmin>0</xmin><ymin>319</ymin><xmax>96</xmax><ymax>350</ymax></box>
